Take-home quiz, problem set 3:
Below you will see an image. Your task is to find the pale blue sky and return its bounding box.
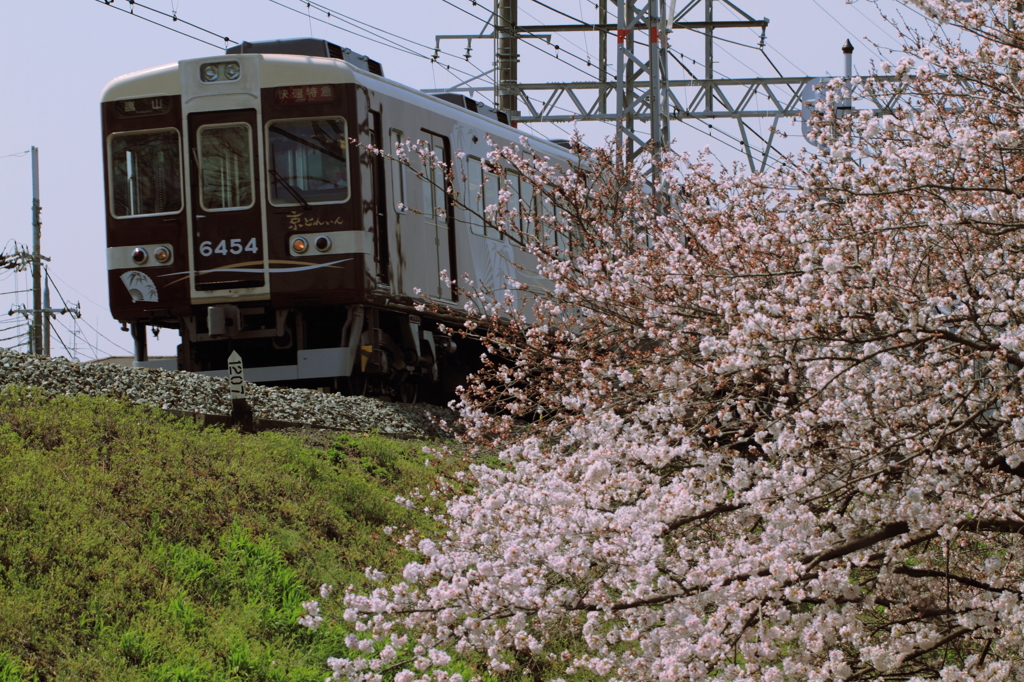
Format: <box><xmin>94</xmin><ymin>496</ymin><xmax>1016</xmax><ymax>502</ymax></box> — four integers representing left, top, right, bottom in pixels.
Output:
<box><xmin>0</xmin><ymin>0</ymin><xmax>915</xmax><ymax>360</ymax></box>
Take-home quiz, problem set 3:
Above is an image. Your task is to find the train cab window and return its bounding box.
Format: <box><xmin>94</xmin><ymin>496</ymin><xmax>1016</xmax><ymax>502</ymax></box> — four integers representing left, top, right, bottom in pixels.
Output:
<box><xmin>267</xmin><ymin>118</ymin><xmax>349</xmax><ymax>206</ymax></box>
<box><xmin>198</xmin><ymin>124</ymin><xmax>254</xmax><ymax>210</ymax></box>
<box><xmin>108</xmin><ymin>129</ymin><xmax>182</xmax><ymax>218</ymax></box>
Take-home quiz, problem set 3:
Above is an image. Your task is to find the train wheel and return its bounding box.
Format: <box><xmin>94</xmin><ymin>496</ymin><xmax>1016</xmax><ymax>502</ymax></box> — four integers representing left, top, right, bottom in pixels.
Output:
<box><xmin>397</xmin><ymin>382</ymin><xmax>419</xmax><ymax>404</ymax></box>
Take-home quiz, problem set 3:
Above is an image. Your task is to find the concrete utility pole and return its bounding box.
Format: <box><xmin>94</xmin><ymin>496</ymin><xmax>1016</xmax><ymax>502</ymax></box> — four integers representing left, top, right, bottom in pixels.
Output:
<box><xmin>6</xmin><ymin>146</ymin><xmax>82</xmax><ymax>357</ymax></box>
<box><xmin>31</xmin><ymin>146</ymin><xmax>42</xmax><ymax>355</ymax></box>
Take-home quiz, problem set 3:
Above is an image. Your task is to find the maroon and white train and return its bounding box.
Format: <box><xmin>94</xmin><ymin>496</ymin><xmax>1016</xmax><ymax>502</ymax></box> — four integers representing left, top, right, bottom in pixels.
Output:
<box><xmin>102</xmin><ymin>38</ymin><xmax>569</xmax><ymax>399</ymax></box>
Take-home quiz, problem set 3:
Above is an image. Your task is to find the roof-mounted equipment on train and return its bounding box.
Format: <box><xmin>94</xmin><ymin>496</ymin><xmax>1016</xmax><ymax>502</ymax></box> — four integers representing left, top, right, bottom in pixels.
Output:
<box><xmin>227</xmin><ymin>38</ymin><xmax>384</xmax><ymax>76</ymax></box>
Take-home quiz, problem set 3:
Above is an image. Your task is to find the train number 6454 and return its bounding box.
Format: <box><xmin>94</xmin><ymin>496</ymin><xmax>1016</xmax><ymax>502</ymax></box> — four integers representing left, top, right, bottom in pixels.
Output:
<box><xmin>199</xmin><ymin>238</ymin><xmax>259</xmax><ymax>257</ymax></box>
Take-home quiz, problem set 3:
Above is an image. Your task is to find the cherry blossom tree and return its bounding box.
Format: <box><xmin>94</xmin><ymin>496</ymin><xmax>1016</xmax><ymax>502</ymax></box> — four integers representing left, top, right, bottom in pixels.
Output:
<box><xmin>317</xmin><ymin>2</ymin><xmax>1024</xmax><ymax>679</ymax></box>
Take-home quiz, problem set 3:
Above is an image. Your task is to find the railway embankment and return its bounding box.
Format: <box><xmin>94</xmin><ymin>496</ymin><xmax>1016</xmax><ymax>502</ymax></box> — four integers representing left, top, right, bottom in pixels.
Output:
<box><xmin>0</xmin><ymin>347</ymin><xmax>456</xmax><ymax>439</ymax></box>
<box><xmin>0</xmin><ymin>380</ymin><xmax>471</xmax><ymax>681</ymax></box>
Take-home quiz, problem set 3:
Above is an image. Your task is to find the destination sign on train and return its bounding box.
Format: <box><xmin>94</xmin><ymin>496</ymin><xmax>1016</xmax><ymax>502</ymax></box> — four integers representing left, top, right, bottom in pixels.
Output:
<box><xmin>114</xmin><ymin>97</ymin><xmax>171</xmax><ymax>118</ymax></box>
<box><xmin>274</xmin><ymin>85</ymin><xmax>335</xmax><ymax>105</ymax></box>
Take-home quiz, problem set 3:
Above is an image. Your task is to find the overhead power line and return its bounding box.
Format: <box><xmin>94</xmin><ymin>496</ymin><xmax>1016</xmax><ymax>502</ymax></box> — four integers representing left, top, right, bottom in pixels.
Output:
<box><xmin>93</xmin><ymin>0</ymin><xmax>237</xmax><ymax>49</ymax></box>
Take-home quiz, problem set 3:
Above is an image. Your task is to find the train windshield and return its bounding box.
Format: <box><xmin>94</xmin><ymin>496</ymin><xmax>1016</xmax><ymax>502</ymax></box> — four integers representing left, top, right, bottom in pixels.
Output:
<box><xmin>198</xmin><ymin>124</ymin><xmax>254</xmax><ymax>211</ymax></box>
<box><xmin>108</xmin><ymin>130</ymin><xmax>182</xmax><ymax>217</ymax></box>
<box><xmin>267</xmin><ymin>118</ymin><xmax>349</xmax><ymax>205</ymax></box>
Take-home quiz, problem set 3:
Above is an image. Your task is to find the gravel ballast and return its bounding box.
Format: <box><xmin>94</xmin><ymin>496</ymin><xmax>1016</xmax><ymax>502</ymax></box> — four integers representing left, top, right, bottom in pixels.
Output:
<box><xmin>0</xmin><ymin>348</ymin><xmax>457</xmax><ymax>440</ymax></box>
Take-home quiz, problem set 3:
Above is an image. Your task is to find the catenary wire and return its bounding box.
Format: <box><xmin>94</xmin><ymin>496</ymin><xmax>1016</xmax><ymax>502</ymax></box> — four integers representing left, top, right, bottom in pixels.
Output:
<box><xmin>439</xmin><ymin>0</ymin><xmax>603</xmax><ymax>79</ymax></box>
<box><xmin>287</xmin><ymin>0</ymin><xmax>601</xmax><ymax>136</ymax></box>
<box><xmin>268</xmin><ymin>0</ymin><xmax>428</xmax><ymax>61</ymax></box>
<box><xmin>300</xmin><ymin>0</ymin><xmax>458</xmax><ymax>58</ymax></box>
<box><xmin>94</xmin><ymin>0</ymin><xmax>229</xmax><ymax>49</ymax></box>
<box><xmin>808</xmin><ymin>0</ymin><xmax>887</xmax><ymax>62</ymax></box>
<box><xmin>97</xmin><ymin>0</ymin><xmax>236</xmax><ymax>44</ymax></box>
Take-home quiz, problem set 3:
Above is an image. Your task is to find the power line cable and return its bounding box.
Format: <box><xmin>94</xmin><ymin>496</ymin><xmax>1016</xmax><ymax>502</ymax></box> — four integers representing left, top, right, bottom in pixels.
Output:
<box><xmin>303</xmin><ymin>0</ymin><xmax>454</xmax><ymax>57</ymax></box>
<box><xmin>76</xmin><ymin>316</ymin><xmax>133</xmax><ymax>356</ymax></box>
<box><xmin>439</xmin><ymin>0</ymin><xmax>601</xmax><ymax>79</ymax></box>
<box><xmin>289</xmin><ymin>0</ymin><xmax>600</xmax><ymax>135</ymax></box>
<box><xmin>44</xmin><ymin>272</ymin><xmax>128</xmax><ymax>357</ymax></box>
<box><xmin>48</xmin><ymin>272</ymin><xmax>110</xmax><ymax>310</ymax></box>
<box><xmin>94</xmin><ymin>0</ymin><xmax>236</xmax><ymax>48</ymax></box>
<box><xmin>808</xmin><ymin>0</ymin><xmax>886</xmax><ymax>62</ymax></box>
<box><xmin>50</xmin><ymin>321</ymin><xmax>75</xmax><ymax>359</ymax></box>
<box><xmin>438</xmin><ymin>1</ymin><xmax>785</xmax><ymax>163</ymax></box>
<box><xmin>94</xmin><ymin>1</ymin><xmax>224</xmax><ymax>49</ymax></box>
<box><xmin>268</xmin><ymin>0</ymin><xmax>427</xmax><ymax>61</ymax></box>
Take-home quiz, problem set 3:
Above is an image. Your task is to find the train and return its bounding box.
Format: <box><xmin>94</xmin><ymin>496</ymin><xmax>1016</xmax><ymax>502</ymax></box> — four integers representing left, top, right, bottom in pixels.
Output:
<box><xmin>101</xmin><ymin>38</ymin><xmax>571</xmax><ymax>401</ymax></box>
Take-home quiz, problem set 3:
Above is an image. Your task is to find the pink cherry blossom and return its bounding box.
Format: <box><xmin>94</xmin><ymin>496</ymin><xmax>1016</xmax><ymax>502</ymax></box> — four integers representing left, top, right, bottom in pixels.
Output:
<box><xmin>318</xmin><ymin>3</ymin><xmax>1024</xmax><ymax>679</ymax></box>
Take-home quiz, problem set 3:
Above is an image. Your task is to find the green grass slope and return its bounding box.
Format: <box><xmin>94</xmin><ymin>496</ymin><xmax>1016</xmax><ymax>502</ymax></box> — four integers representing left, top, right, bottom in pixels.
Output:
<box><xmin>0</xmin><ymin>386</ymin><xmax>464</xmax><ymax>682</ymax></box>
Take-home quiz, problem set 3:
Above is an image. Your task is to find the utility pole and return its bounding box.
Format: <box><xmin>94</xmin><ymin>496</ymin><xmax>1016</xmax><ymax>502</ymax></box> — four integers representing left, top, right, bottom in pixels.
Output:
<box><xmin>4</xmin><ymin>147</ymin><xmax>81</xmax><ymax>357</ymax></box>
<box><xmin>43</xmin><ymin>266</ymin><xmax>51</xmax><ymax>357</ymax></box>
<box><xmin>496</xmin><ymin>0</ymin><xmax>519</xmax><ymax>119</ymax></box>
<box><xmin>31</xmin><ymin>146</ymin><xmax>42</xmax><ymax>355</ymax></box>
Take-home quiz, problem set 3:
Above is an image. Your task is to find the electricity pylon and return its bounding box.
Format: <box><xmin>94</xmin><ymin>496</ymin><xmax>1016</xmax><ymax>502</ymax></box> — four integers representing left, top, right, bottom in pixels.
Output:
<box><xmin>432</xmin><ymin>0</ymin><xmax>872</xmax><ymax>171</ymax></box>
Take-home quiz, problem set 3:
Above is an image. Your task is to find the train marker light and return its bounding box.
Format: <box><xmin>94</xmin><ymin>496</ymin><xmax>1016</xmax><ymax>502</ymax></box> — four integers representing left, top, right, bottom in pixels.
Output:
<box><xmin>315</xmin><ymin>235</ymin><xmax>331</xmax><ymax>252</ymax></box>
<box><xmin>292</xmin><ymin>236</ymin><xmax>309</xmax><ymax>254</ymax></box>
<box><xmin>131</xmin><ymin>247</ymin><xmax>148</xmax><ymax>265</ymax></box>
<box><xmin>200</xmin><ymin>64</ymin><xmax>220</xmax><ymax>82</ymax></box>
<box><xmin>154</xmin><ymin>246</ymin><xmax>172</xmax><ymax>264</ymax></box>
<box><xmin>200</xmin><ymin>61</ymin><xmax>241</xmax><ymax>83</ymax></box>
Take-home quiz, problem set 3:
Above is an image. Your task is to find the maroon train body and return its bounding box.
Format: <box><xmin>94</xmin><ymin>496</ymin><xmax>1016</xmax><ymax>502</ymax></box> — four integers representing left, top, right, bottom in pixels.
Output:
<box><xmin>102</xmin><ymin>39</ymin><xmax>567</xmax><ymax>400</ymax></box>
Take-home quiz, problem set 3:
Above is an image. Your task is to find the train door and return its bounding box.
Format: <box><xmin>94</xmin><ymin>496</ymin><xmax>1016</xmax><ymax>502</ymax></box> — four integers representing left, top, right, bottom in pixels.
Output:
<box><xmin>421</xmin><ymin>131</ymin><xmax>455</xmax><ymax>300</ymax></box>
<box><xmin>369</xmin><ymin>111</ymin><xmax>390</xmax><ymax>286</ymax></box>
<box><xmin>186</xmin><ymin>108</ymin><xmax>268</xmax><ymax>293</ymax></box>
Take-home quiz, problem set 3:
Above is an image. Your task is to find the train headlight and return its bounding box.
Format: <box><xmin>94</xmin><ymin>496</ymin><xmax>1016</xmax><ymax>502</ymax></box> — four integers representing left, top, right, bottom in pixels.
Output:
<box><xmin>292</xmin><ymin>237</ymin><xmax>309</xmax><ymax>254</ymax></box>
<box><xmin>154</xmin><ymin>246</ymin><xmax>172</xmax><ymax>264</ymax></box>
<box><xmin>224</xmin><ymin>62</ymin><xmax>241</xmax><ymax>80</ymax></box>
<box><xmin>131</xmin><ymin>247</ymin><xmax>148</xmax><ymax>265</ymax></box>
<box><xmin>315</xmin><ymin>235</ymin><xmax>331</xmax><ymax>252</ymax></box>
<box><xmin>200</xmin><ymin>64</ymin><xmax>220</xmax><ymax>82</ymax></box>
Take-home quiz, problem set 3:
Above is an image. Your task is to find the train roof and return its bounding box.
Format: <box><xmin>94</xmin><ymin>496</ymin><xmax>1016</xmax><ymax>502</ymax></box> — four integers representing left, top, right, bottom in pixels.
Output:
<box><xmin>100</xmin><ymin>42</ymin><xmax>574</xmax><ymax>159</ymax></box>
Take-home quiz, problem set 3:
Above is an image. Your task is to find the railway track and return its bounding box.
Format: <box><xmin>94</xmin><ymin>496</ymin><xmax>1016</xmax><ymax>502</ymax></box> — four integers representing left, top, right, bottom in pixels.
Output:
<box><xmin>0</xmin><ymin>348</ymin><xmax>456</xmax><ymax>441</ymax></box>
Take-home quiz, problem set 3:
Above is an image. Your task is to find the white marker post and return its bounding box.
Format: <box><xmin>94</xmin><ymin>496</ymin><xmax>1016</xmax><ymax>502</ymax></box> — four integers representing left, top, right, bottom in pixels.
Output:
<box><xmin>228</xmin><ymin>350</ymin><xmax>245</xmax><ymax>399</ymax></box>
<box><xmin>227</xmin><ymin>351</ymin><xmax>254</xmax><ymax>432</ymax></box>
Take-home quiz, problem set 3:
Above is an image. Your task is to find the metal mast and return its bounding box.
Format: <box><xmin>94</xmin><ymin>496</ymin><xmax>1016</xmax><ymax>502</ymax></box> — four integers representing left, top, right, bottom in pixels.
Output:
<box><xmin>496</xmin><ymin>0</ymin><xmax>519</xmax><ymax>118</ymax></box>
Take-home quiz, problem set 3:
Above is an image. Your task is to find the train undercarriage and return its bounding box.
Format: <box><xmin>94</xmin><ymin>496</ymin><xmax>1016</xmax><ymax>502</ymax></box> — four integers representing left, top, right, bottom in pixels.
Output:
<box><xmin>131</xmin><ymin>304</ymin><xmax>477</xmax><ymax>403</ymax></box>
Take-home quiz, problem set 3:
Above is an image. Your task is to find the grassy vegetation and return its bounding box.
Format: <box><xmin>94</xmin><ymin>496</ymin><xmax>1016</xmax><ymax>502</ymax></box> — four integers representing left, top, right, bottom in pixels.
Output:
<box><xmin>0</xmin><ymin>386</ymin><xmax>468</xmax><ymax>682</ymax></box>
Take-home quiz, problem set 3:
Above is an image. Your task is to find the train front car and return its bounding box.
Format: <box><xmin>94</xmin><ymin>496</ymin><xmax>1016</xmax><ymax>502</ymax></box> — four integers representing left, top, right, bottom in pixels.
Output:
<box><xmin>102</xmin><ymin>40</ymin><xmax>401</xmax><ymax>392</ymax></box>
<box><xmin>103</xmin><ymin>38</ymin><xmax>569</xmax><ymax>400</ymax></box>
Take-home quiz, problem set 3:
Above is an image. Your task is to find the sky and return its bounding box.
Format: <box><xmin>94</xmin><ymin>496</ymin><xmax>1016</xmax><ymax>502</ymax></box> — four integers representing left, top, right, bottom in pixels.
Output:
<box><xmin>0</xmin><ymin>0</ymin><xmax>924</xmax><ymax>361</ymax></box>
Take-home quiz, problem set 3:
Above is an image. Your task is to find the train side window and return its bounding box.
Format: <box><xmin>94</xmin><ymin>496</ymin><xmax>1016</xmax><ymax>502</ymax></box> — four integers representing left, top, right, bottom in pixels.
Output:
<box><xmin>108</xmin><ymin>129</ymin><xmax>183</xmax><ymax>218</ymax></box>
<box><xmin>198</xmin><ymin>123</ymin><xmax>254</xmax><ymax>211</ymax></box>
<box><xmin>518</xmin><ymin>176</ymin><xmax>535</xmax><ymax>233</ymax></box>
<box><xmin>536</xmin><ymin>195</ymin><xmax>569</xmax><ymax>251</ymax></box>
<box><xmin>390</xmin><ymin>129</ymin><xmax>408</xmax><ymax>214</ymax></box>
<box><xmin>508</xmin><ymin>172</ymin><xmax>530</xmax><ymax>233</ymax></box>
<box><xmin>420</xmin><ymin>133</ymin><xmax>448</xmax><ymax>224</ymax></box>
<box><xmin>467</xmin><ymin>158</ymin><xmax>503</xmax><ymax>240</ymax></box>
<box><xmin>266</xmin><ymin>118</ymin><xmax>349</xmax><ymax>206</ymax></box>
